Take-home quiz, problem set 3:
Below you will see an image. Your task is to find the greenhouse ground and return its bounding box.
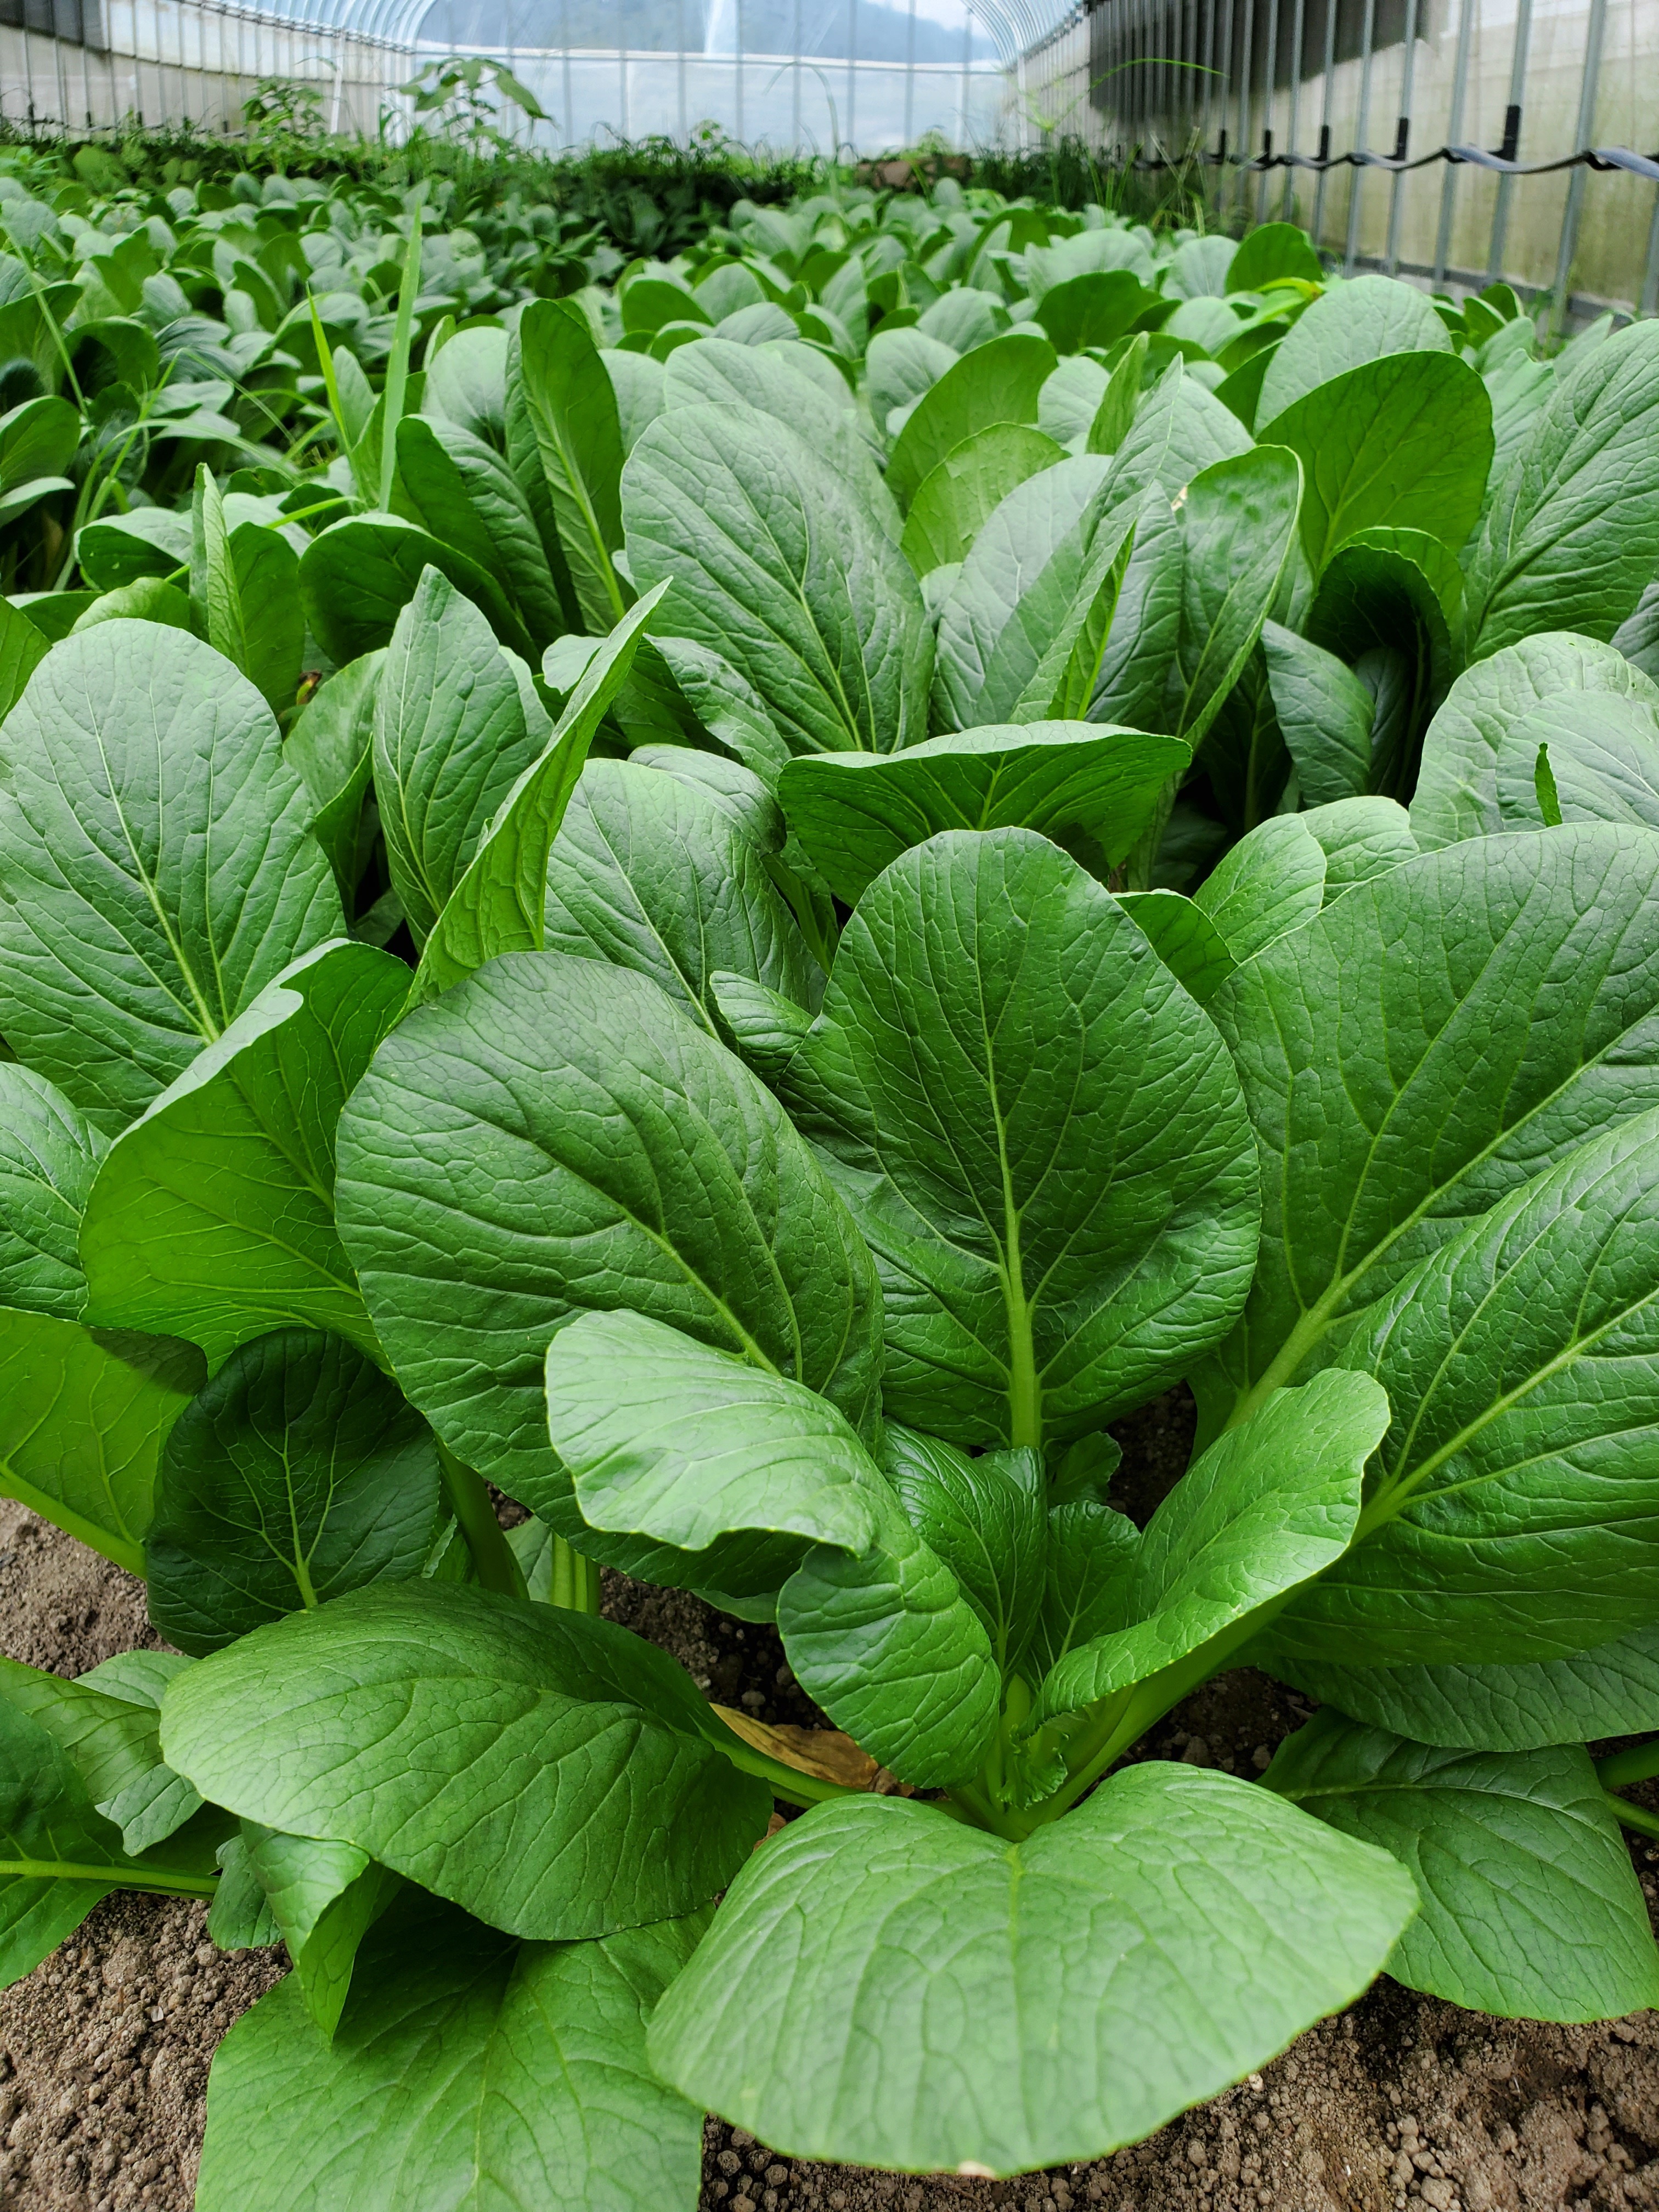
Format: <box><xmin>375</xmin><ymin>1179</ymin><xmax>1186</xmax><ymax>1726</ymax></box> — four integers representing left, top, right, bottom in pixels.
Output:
<box><xmin>2</xmin><ymin>1401</ymin><xmax>1656</xmax><ymax>2212</ymax></box>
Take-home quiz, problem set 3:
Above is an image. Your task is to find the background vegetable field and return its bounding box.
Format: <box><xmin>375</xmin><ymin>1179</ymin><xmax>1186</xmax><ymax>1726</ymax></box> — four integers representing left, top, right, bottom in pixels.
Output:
<box><xmin>0</xmin><ymin>146</ymin><xmax>1657</xmax><ymax>2212</ymax></box>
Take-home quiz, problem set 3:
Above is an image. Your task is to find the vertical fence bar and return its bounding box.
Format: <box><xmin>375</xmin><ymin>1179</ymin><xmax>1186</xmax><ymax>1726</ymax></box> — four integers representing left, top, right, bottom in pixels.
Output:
<box><xmin>902</xmin><ymin>0</ymin><xmax>913</xmax><ymax>143</ymax></box>
<box><xmin>1255</xmin><ymin>0</ymin><xmax>1278</xmax><ymax>221</ymax></box>
<box><xmin>1342</xmin><ymin>0</ymin><xmax>1377</xmax><ymax>271</ymax></box>
<box><xmin>1641</xmin><ymin>184</ymin><xmax>1659</xmax><ymax>318</ymax></box>
<box><xmin>1234</xmin><ymin>0</ymin><xmax>1254</xmax><ymax>221</ymax></box>
<box><xmin>1383</xmin><ymin>0</ymin><xmax>1419</xmax><ymax>273</ymax></box>
<box><xmin>956</xmin><ymin>3</ymin><xmax>968</xmax><ymax>148</ymax></box>
<box><xmin>674</xmin><ymin>0</ymin><xmax>685</xmax><ymax>139</ymax></box>
<box><xmin>1547</xmin><ymin>0</ymin><xmax>1607</xmax><ymax>334</ymax></box>
<box><xmin>559</xmin><ymin>0</ymin><xmax>572</xmax><ymax>150</ymax></box>
<box><xmin>1486</xmin><ymin>0</ymin><xmax>1532</xmax><ymax>281</ymax></box>
<box><xmin>791</xmin><ymin>0</ymin><xmax>801</xmax><ymax>149</ymax></box>
<box><xmin>1310</xmin><ymin>0</ymin><xmax>1338</xmax><ymax>241</ymax></box>
<box><xmin>1432</xmin><ymin>0</ymin><xmax>1475</xmax><ymax>283</ymax></box>
<box><xmin>1280</xmin><ymin>0</ymin><xmax>1305</xmax><ymax>216</ymax></box>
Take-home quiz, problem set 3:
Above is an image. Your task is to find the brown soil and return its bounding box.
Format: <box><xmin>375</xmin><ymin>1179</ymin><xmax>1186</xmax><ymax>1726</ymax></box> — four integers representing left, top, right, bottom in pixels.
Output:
<box><xmin>3</xmin><ymin>1413</ymin><xmax>1658</xmax><ymax>2212</ymax></box>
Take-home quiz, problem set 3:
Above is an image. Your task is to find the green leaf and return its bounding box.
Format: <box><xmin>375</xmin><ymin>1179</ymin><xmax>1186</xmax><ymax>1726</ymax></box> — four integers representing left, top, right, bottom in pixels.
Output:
<box><xmin>883</xmin><ymin>1425</ymin><xmax>1045</xmax><ymax>1675</ymax></box>
<box><xmin>0</xmin><ymin>622</ymin><xmax>343</xmax><ymax>1133</ymax></box>
<box><xmin>787</xmin><ymin>830</ymin><xmax>1259</xmax><ymax>1449</ymax></box>
<box><xmin>0</xmin><ymin>1654</ymin><xmax>201</xmax><ymax>1856</ymax></box>
<box><xmin>1494</xmin><ymin>693</ymin><xmax>1659</xmax><ymax>830</ymax></box>
<box><xmin>0</xmin><ymin>1699</ymin><xmax>215</xmax><ymax>1992</ymax></box>
<box><xmin>866</xmin><ymin>325</ymin><xmax>957</xmax><ymax>440</ymax></box>
<box><xmin>1034</xmin><ymin>269</ymin><xmax>1154</xmax><ymax>357</ymax></box>
<box><xmin>285</xmin><ymin>651</ymin><xmax>383</xmax><ymax>903</ymax></box>
<box><xmin>195</xmin><ymin>1896</ymin><xmax>707</xmax><ymax>2212</ymax></box>
<box><xmin>0</xmin><ymin>1313</ymin><xmax>202</xmax><ymax>1571</ymax></box>
<box><xmin>394</xmin><ymin>414</ymin><xmax>566</xmax><ymax>650</ymax></box>
<box><xmin>1198</xmin><ymin>826</ymin><xmax>1659</xmax><ymax>1431</ymax></box>
<box><xmin>1272</xmin><ymin>1107</ymin><xmax>1659</xmax><ymax>1668</ymax></box>
<box><xmin>191</xmin><ymin>465</ymin><xmax>247</xmax><ymax>672</ymax></box>
<box><xmin>145</xmin><ymin>1329</ymin><xmax>442</xmax><ymax>1655</ymax></box>
<box><xmin>1256</xmin><ymin>352</ymin><xmax>1492</xmax><ymax>573</ymax></box>
<box><xmin>515</xmin><ymin>299</ymin><xmax>630</xmax><ymax>631</ymax></box>
<box><xmin>0</xmin><ymin>592</ymin><xmax>46</xmax><ymax>724</ymax></box>
<box><xmin>372</xmin><ymin>566</ymin><xmax>543</xmax><ymax>948</ymax></box>
<box><xmin>548</xmin><ymin>1309</ymin><xmax>999</xmax><ymax>1783</ymax></box>
<box><xmin>1170</xmin><ymin>446</ymin><xmax>1302</xmax><ymax>748</ymax></box>
<box><xmin>1466</xmin><ymin>321</ymin><xmax>1659</xmax><ymax>662</ymax></box>
<box><xmin>709</xmin><ymin>971</ymin><xmax>814</xmax><ymax>1084</ymax></box>
<box><xmin>1267</xmin><ymin>1714</ymin><xmax>1659</xmax><ymax>2022</ymax></box>
<box><xmin>1410</xmin><ymin>633</ymin><xmax>1658</xmax><ymax>849</ymax></box>
<box><xmin>298</xmin><ymin>512</ymin><xmax>535</xmax><ymax>669</ymax></box>
<box><xmin>227</xmin><ymin>522</ymin><xmax>304</xmax><ymax>719</ymax></box>
<box><xmin>900</xmin><ymin>424</ymin><xmax>1065</xmax><ymax>576</ymax></box>
<box><xmin>1113</xmin><ymin>889</ymin><xmax>1235</xmax><ymax>1006</ymax></box>
<box><xmin>1192</xmin><ymin>814</ymin><xmax>1326</xmax><ymax>963</ymax></box>
<box><xmin>0</xmin><ymin>1063</ymin><xmax>105</xmax><ymax>1321</ymax></box>
<box><xmin>1035</xmin><ymin>1371</ymin><xmax>1386</xmax><ymax>1720</ymax></box>
<box><xmin>407</xmin><ymin>586</ymin><xmax>665</xmax><ymax>1004</ymax></box>
<box><xmin>78</xmin><ymin>940</ymin><xmax>408</xmax><ymax>1369</ymax></box>
<box><xmin>1260</xmin><ymin>620</ymin><xmax>1376</xmax><ymax>805</ymax></box>
<box><xmin>207</xmin><ymin>1831</ymin><xmax>279</xmax><ymax>1951</ymax></box>
<box><xmin>1257</xmin><ymin>274</ymin><xmax>1452</xmax><ymax>425</ymax></box>
<box><xmin>1226</xmin><ymin>224</ymin><xmax>1322</xmax><ymax>292</ymax></box>
<box><xmin>777</xmin><ymin>721</ymin><xmax>1189</xmax><ymax>905</ymax></box>
<box><xmin>337</xmin><ymin>952</ymin><xmax>881</xmax><ymax>1504</ymax></box>
<box><xmin>1259</xmin><ymin>1626</ymin><xmax>1659</xmax><ymax>1753</ymax></box>
<box><xmin>78</xmin><ymin>506</ymin><xmax>193</xmax><ymax>590</ymax></box>
<box><xmin>1301</xmin><ymin>795</ymin><xmax>1418</xmax><ymax>899</ymax></box>
<box><xmin>623</xmin><ymin>400</ymin><xmax>931</xmax><ymax>756</ymax></box>
<box><xmin>544</xmin><ymin>757</ymin><xmax>820</xmax><ymax>1034</ymax></box>
<box><xmin>241</xmin><ymin>1825</ymin><xmax>399</xmax><ymax>2038</ymax></box>
<box><xmin>884</xmin><ymin>330</ymin><xmax>1057</xmax><ymax>514</ymax></box>
<box><xmin>1028</xmin><ymin>1497</ymin><xmax>1139</xmax><ymax>1681</ymax></box>
<box><xmin>646</xmin><ymin>1768</ymin><xmax>1415</xmax><ymax>2175</ymax></box>
<box><xmin>160</xmin><ymin>1582</ymin><xmax>771</xmax><ymax>1940</ymax></box>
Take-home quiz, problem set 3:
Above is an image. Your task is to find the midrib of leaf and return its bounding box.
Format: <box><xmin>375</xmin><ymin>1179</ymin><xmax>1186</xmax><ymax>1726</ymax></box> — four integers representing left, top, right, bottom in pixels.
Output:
<box><xmin>0</xmin><ymin>1855</ymin><xmax>212</xmax><ymax>1893</ymax></box>
<box><xmin>282</xmin><ymin>1443</ymin><xmax>322</xmax><ymax>1609</ymax></box>
<box><xmin>87</xmin><ymin>724</ymin><xmax>222</xmax><ymax>1046</ymax></box>
<box><xmin>541</xmin><ymin>403</ymin><xmax>625</xmax><ymax>628</ymax></box>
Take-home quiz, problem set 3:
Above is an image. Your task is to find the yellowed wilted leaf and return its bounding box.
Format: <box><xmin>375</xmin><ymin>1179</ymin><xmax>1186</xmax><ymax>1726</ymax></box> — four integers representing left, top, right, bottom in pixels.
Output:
<box><xmin>713</xmin><ymin>1705</ymin><xmax>879</xmax><ymax>1790</ymax></box>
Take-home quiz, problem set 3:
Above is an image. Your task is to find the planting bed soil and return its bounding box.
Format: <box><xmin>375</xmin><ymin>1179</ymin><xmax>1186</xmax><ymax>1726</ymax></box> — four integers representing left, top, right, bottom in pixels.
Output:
<box><xmin>5</xmin><ymin>1402</ymin><xmax>1657</xmax><ymax>2212</ymax></box>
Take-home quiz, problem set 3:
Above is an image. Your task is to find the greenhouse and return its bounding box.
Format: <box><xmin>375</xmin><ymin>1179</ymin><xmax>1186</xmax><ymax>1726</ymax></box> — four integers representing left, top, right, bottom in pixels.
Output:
<box><xmin>0</xmin><ymin>0</ymin><xmax>1656</xmax><ymax>2197</ymax></box>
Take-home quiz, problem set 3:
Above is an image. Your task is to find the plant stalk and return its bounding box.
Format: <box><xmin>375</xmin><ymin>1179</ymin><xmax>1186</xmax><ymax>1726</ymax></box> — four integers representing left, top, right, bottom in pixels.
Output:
<box><xmin>436</xmin><ymin>1443</ymin><xmax>528</xmax><ymax>1600</ymax></box>
<box><xmin>1604</xmin><ymin>1790</ymin><xmax>1659</xmax><ymax>1842</ymax></box>
<box><xmin>1595</xmin><ymin>1736</ymin><xmax>1659</xmax><ymax>1791</ymax></box>
<box><xmin>549</xmin><ymin>1534</ymin><xmax>601</xmax><ymax>1613</ymax></box>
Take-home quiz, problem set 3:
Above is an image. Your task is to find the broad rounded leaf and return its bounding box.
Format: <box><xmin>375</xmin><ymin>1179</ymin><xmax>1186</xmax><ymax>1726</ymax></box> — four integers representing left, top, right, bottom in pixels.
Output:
<box><xmin>160</xmin><ymin>1583</ymin><xmax>771</xmax><ymax>1940</ymax></box>
<box><xmin>788</xmin><ymin>830</ymin><xmax>1259</xmax><ymax>1448</ymax></box>
<box><xmin>0</xmin><ymin>622</ymin><xmax>343</xmax><ymax>1132</ymax></box>
<box><xmin>0</xmin><ymin>1064</ymin><xmax>105</xmax><ymax>1321</ymax></box>
<box><xmin>1257</xmin><ymin>275</ymin><xmax>1451</xmax><ymax>425</ymax></box>
<box><xmin>647</xmin><ymin>1767</ymin><xmax>1415</xmax><ymax>2176</ymax></box>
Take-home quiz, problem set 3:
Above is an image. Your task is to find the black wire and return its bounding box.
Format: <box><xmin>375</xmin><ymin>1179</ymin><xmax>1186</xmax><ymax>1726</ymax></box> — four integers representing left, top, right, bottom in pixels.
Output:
<box><xmin>1098</xmin><ymin>137</ymin><xmax>1659</xmax><ymax>182</ymax></box>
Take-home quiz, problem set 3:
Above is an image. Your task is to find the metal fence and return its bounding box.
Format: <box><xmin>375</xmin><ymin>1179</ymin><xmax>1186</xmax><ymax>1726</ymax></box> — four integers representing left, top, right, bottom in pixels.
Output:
<box><xmin>1021</xmin><ymin>0</ymin><xmax>1659</xmax><ymax>318</ymax></box>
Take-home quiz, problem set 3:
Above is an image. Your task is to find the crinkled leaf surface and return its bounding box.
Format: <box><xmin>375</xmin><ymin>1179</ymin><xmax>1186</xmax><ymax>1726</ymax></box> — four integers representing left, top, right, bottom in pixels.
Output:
<box><xmin>884</xmin><ymin>330</ymin><xmax>1057</xmax><ymax>513</ymax></box>
<box><xmin>1268</xmin><ymin>1713</ymin><xmax>1659</xmax><ymax>2022</ymax></box>
<box><xmin>0</xmin><ymin>621</ymin><xmax>342</xmax><ymax>1132</ymax></box>
<box><xmin>0</xmin><ymin>1064</ymin><xmax>105</xmax><ymax>1321</ymax></box>
<box><xmin>787</xmin><ymin>830</ymin><xmax>1259</xmax><ymax>1448</ymax></box>
<box><xmin>337</xmin><ymin>953</ymin><xmax>881</xmax><ymax>1503</ymax></box>
<box><xmin>1192</xmin><ymin>815</ymin><xmax>1325</xmax><ymax>964</ymax></box>
<box><xmin>623</xmin><ymin>401</ymin><xmax>930</xmax><ymax>756</ymax></box>
<box><xmin>160</xmin><ymin>1582</ymin><xmax>771</xmax><ymax>1940</ymax></box>
<box><xmin>0</xmin><ymin>1654</ymin><xmax>200</xmax><ymax>1858</ymax></box>
<box><xmin>1495</xmin><ymin>693</ymin><xmax>1659</xmax><ymax>830</ymax></box>
<box><xmin>1260</xmin><ymin>620</ymin><xmax>1376</xmax><ymax>806</ymax></box>
<box><xmin>900</xmin><ymin>424</ymin><xmax>1065</xmax><ymax>575</ymax></box>
<box><xmin>145</xmin><ymin>1328</ymin><xmax>442</xmax><ymax>1654</ymax></box>
<box><xmin>195</xmin><ymin>1895</ymin><xmax>707</xmax><ymax>2212</ymax></box>
<box><xmin>78</xmin><ymin>940</ymin><xmax>407</xmax><ymax>1369</ymax></box>
<box><xmin>647</xmin><ymin>1768</ymin><xmax>1415</xmax><ymax>2175</ymax></box>
<box><xmin>1256</xmin><ymin>275</ymin><xmax>1451</xmax><ymax>425</ymax></box>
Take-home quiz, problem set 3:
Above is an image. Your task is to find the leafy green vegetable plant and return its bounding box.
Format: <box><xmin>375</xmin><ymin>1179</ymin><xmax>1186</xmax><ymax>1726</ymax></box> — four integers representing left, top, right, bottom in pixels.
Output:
<box><xmin>1</xmin><ymin>174</ymin><xmax>1658</xmax><ymax>2209</ymax></box>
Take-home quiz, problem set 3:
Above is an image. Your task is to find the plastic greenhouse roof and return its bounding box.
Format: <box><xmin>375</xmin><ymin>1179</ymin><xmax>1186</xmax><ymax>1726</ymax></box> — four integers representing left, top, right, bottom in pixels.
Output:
<box><xmin>256</xmin><ymin>0</ymin><xmax>1058</xmax><ymax>69</ymax></box>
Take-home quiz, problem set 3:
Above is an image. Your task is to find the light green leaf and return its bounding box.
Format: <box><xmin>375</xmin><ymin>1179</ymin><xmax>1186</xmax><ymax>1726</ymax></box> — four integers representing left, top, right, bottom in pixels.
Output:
<box><xmin>1113</xmin><ymin>889</ymin><xmax>1234</xmax><ymax>1006</ymax></box>
<box><xmin>1273</xmin><ymin>1108</ymin><xmax>1659</xmax><ymax>1667</ymax></box>
<box><xmin>1410</xmin><ymin>633</ymin><xmax>1658</xmax><ymax>849</ymax></box>
<box><xmin>1495</xmin><ymin>693</ymin><xmax>1659</xmax><ymax>829</ymax></box>
<box><xmin>1257</xmin><ymin>274</ymin><xmax>1451</xmax><ymax>425</ymax></box>
<box><xmin>777</xmin><ymin>720</ymin><xmax>1189</xmax><ymax>904</ymax></box>
<box><xmin>0</xmin><ymin>622</ymin><xmax>343</xmax><ymax>1132</ymax></box>
<box><xmin>242</xmin><ymin>1825</ymin><xmax>398</xmax><ymax>2039</ymax></box>
<box><xmin>298</xmin><ymin>512</ymin><xmax>535</xmax><ymax>669</ymax></box>
<box><xmin>623</xmin><ymin>401</ymin><xmax>931</xmax><ymax>756</ymax></box>
<box><xmin>145</xmin><ymin>1329</ymin><xmax>442</xmax><ymax>1654</ymax></box>
<box><xmin>371</xmin><ymin>566</ymin><xmax>542</xmax><ymax>948</ymax></box>
<box><xmin>1268</xmin><ymin>1714</ymin><xmax>1659</xmax><ymax>2022</ymax></box>
<box><xmin>0</xmin><ymin>1654</ymin><xmax>201</xmax><ymax>1857</ymax></box>
<box><xmin>1028</xmin><ymin>1497</ymin><xmax>1139</xmax><ymax>1682</ymax></box>
<box><xmin>1034</xmin><ymin>270</ymin><xmax>1153</xmax><ymax>357</ymax></box>
<box><xmin>1466</xmin><ymin>321</ymin><xmax>1659</xmax><ymax>662</ymax></box>
<box><xmin>160</xmin><ymin>1583</ymin><xmax>771</xmax><ymax>1940</ymax></box>
<box><xmin>393</xmin><ymin>414</ymin><xmax>566</xmax><ymax>650</ymax></box>
<box><xmin>884</xmin><ymin>330</ymin><xmax>1057</xmax><ymax>514</ymax></box>
<box><xmin>515</xmin><ymin>300</ymin><xmax>630</xmax><ymax>631</ymax></box>
<box><xmin>0</xmin><ymin>1063</ymin><xmax>105</xmax><ymax>1321</ymax></box>
<box><xmin>0</xmin><ymin>1313</ymin><xmax>203</xmax><ymax>1571</ymax></box>
<box><xmin>547</xmin><ymin>1310</ymin><xmax>998</xmax><ymax>1784</ymax></box>
<box><xmin>1170</xmin><ymin>445</ymin><xmax>1302</xmax><ymax>747</ymax></box>
<box><xmin>285</xmin><ymin>651</ymin><xmax>383</xmax><ymax>904</ymax></box>
<box><xmin>407</xmin><ymin>585</ymin><xmax>666</xmax><ymax>1004</ymax></box>
<box><xmin>883</xmin><ymin>1425</ymin><xmax>1045</xmax><ymax>1675</ymax></box>
<box><xmin>787</xmin><ymin>830</ymin><xmax>1259</xmax><ymax>1449</ymax></box>
<box><xmin>646</xmin><ymin>1768</ymin><xmax>1415</xmax><ymax>2175</ymax></box>
<box><xmin>78</xmin><ymin>940</ymin><xmax>408</xmax><ymax>1369</ymax></box>
<box><xmin>337</xmin><ymin>953</ymin><xmax>881</xmax><ymax>1504</ymax></box>
<box><xmin>195</xmin><ymin>1897</ymin><xmax>706</xmax><ymax>2212</ymax></box>
<box><xmin>1198</xmin><ymin>827</ymin><xmax>1659</xmax><ymax>1432</ymax></box>
<box><xmin>1256</xmin><ymin>352</ymin><xmax>1492</xmax><ymax>572</ymax></box>
<box><xmin>900</xmin><ymin>424</ymin><xmax>1065</xmax><ymax>577</ymax></box>
<box><xmin>1035</xmin><ymin>1371</ymin><xmax>1386</xmax><ymax>1720</ymax></box>
<box><xmin>709</xmin><ymin>971</ymin><xmax>814</xmax><ymax>1083</ymax></box>
<box><xmin>1193</xmin><ymin>814</ymin><xmax>1326</xmax><ymax>963</ymax></box>
<box><xmin>544</xmin><ymin>757</ymin><xmax>820</xmax><ymax>1033</ymax></box>
<box><xmin>0</xmin><ymin>591</ymin><xmax>47</xmax><ymax>725</ymax></box>
<box><xmin>1300</xmin><ymin>795</ymin><xmax>1417</xmax><ymax>899</ymax></box>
